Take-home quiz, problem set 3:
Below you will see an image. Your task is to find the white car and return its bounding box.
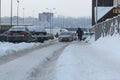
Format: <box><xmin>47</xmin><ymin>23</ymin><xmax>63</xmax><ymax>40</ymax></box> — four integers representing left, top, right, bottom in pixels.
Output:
<box><xmin>58</xmin><ymin>32</ymin><xmax>73</xmax><ymax>42</ymax></box>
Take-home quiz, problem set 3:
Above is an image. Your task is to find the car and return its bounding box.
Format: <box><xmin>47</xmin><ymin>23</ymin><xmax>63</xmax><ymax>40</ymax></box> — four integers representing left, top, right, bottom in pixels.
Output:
<box><xmin>45</xmin><ymin>33</ymin><xmax>54</xmax><ymax>40</ymax></box>
<box><xmin>27</xmin><ymin>26</ymin><xmax>47</xmax><ymax>43</ymax></box>
<box><xmin>7</xmin><ymin>26</ymin><xmax>32</xmax><ymax>42</ymax></box>
<box><xmin>58</xmin><ymin>32</ymin><xmax>73</xmax><ymax>42</ymax></box>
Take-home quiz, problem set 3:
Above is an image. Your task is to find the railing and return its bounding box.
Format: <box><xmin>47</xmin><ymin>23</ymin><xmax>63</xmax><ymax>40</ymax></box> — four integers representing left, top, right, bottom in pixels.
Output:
<box><xmin>95</xmin><ymin>15</ymin><xmax>120</xmax><ymax>40</ymax></box>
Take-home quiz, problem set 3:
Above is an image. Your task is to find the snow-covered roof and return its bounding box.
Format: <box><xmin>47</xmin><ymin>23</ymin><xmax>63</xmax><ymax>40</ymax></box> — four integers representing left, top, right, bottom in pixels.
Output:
<box><xmin>94</xmin><ymin>7</ymin><xmax>114</xmax><ymax>21</ymax></box>
<box><xmin>9</xmin><ymin>26</ymin><xmax>27</xmax><ymax>31</ymax></box>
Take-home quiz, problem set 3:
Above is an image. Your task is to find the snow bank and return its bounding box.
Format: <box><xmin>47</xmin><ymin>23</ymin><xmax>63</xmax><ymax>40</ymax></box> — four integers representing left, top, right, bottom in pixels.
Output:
<box><xmin>0</xmin><ymin>40</ymin><xmax>56</xmax><ymax>57</ymax></box>
<box><xmin>0</xmin><ymin>42</ymin><xmax>39</xmax><ymax>56</ymax></box>
<box><xmin>90</xmin><ymin>34</ymin><xmax>120</xmax><ymax>62</ymax></box>
<box><xmin>91</xmin><ymin>35</ymin><xmax>120</xmax><ymax>52</ymax></box>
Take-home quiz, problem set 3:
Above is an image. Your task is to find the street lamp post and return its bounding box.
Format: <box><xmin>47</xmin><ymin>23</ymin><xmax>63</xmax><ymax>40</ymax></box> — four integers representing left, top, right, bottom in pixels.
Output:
<box><xmin>17</xmin><ymin>0</ymin><xmax>19</xmax><ymax>25</ymax></box>
<box><xmin>95</xmin><ymin>0</ymin><xmax>98</xmax><ymax>40</ymax></box>
<box><xmin>23</xmin><ymin>8</ymin><xmax>24</xmax><ymax>25</ymax></box>
<box><xmin>32</xmin><ymin>10</ymin><xmax>34</xmax><ymax>25</ymax></box>
<box><xmin>96</xmin><ymin>0</ymin><xmax>98</xmax><ymax>25</ymax></box>
<box><xmin>11</xmin><ymin>0</ymin><xmax>13</xmax><ymax>27</ymax></box>
<box><xmin>0</xmin><ymin>0</ymin><xmax>1</xmax><ymax>30</ymax></box>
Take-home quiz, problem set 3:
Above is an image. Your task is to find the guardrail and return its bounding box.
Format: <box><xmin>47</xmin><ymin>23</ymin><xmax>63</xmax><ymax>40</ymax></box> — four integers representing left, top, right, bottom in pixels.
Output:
<box><xmin>95</xmin><ymin>15</ymin><xmax>120</xmax><ymax>40</ymax></box>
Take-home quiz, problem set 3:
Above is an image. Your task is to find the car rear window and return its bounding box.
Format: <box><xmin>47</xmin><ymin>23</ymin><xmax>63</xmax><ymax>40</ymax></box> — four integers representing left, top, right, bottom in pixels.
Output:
<box><xmin>9</xmin><ymin>28</ymin><xmax>25</xmax><ymax>31</ymax></box>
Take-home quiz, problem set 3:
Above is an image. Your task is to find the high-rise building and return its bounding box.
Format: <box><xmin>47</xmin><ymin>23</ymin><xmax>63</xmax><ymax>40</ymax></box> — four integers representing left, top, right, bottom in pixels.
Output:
<box><xmin>38</xmin><ymin>12</ymin><xmax>54</xmax><ymax>29</ymax></box>
<box><xmin>39</xmin><ymin>12</ymin><xmax>53</xmax><ymax>23</ymax></box>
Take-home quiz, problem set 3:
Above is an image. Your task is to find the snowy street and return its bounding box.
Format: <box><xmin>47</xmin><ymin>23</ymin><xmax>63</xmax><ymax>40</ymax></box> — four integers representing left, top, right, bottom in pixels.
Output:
<box><xmin>0</xmin><ymin>42</ymin><xmax>68</xmax><ymax>80</ymax></box>
<box><xmin>1</xmin><ymin>0</ymin><xmax>119</xmax><ymax>80</ymax></box>
<box><xmin>0</xmin><ymin>35</ymin><xmax>120</xmax><ymax>80</ymax></box>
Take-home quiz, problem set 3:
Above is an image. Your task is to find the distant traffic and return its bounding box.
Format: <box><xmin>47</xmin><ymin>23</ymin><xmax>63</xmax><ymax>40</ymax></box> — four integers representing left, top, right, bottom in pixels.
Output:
<box><xmin>0</xmin><ymin>25</ymin><xmax>94</xmax><ymax>43</ymax></box>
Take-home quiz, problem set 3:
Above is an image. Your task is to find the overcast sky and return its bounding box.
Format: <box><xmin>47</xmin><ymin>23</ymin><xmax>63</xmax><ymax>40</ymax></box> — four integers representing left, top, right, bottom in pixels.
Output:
<box><xmin>1</xmin><ymin>0</ymin><xmax>92</xmax><ymax>18</ymax></box>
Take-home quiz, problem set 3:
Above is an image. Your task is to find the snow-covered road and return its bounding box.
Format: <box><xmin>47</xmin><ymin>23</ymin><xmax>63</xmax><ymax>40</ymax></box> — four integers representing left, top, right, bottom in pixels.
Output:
<box><xmin>0</xmin><ymin>35</ymin><xmax>120</xmax><ymax>80</ymax></box>
<box><xmin>0</xmin><ymin>42</ymin><xmax>68</xmax><ymax>80</ymax></box>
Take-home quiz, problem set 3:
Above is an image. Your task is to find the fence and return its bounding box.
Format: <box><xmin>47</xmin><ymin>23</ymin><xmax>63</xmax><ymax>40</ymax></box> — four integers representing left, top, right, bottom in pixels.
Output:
<box><xmin>95</xmin><ymin>15</ymin><xmax>120</xmax><ymax>40</ymax></box>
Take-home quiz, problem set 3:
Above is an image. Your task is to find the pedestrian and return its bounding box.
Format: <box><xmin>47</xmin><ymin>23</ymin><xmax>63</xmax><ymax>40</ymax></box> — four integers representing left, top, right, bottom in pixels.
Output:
<box><xmin>76</xmin><ymin>27</ymin><xmax>84</xmax><ymax>41</ymax></box>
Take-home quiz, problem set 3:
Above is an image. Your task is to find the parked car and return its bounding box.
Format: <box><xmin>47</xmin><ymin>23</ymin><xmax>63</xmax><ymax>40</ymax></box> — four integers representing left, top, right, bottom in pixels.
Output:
<box><xmin>58</xmin><ymin>32</ymin><xmax>73</xmax><ymax>42</ymax></box>
<box><xmin>27</xmin><ymin>26</ymin><xmax>47</xmax><ymax>43</ymax></box>
<box><xmin>45</xmin><ymin>33</ymin><xmax>54</xmax><ymax>40</ymax></box>
<box><xmin>7</xmin><ymin>26</ymin><xmax>32</xmax><ymax>42</ymax></box>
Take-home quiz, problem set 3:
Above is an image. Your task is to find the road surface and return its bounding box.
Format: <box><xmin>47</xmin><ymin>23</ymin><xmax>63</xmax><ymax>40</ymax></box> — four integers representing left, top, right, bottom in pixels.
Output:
<box><xmin>0</xmin><ymin>42</ymin><xmax>69</xmax><ymax>80</ymax></box>
<box><xmin>0</xmin><ymin>41</ymin><xmax>119</xmax><ymax>80</ymax></box>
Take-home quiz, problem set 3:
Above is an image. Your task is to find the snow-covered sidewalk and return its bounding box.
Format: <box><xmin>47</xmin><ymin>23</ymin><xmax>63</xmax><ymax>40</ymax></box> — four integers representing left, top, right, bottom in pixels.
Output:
<box><xmin>56</xmin><ymin>35</ymin><xmax>120</xmax><ymax>80</ymax></box>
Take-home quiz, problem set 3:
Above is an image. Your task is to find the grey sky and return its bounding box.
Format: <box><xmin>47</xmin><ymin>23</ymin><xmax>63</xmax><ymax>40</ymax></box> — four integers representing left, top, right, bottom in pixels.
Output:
<box><xmin>2</xmin><ymin>0</ymin><xmax>92</xmax><ymax>18</ymax></box>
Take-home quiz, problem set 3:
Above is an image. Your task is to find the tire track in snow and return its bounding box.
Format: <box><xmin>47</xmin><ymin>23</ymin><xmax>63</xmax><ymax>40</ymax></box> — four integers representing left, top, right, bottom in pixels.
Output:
<box><xmin>0</xmin><ymin>42</ymin><xmax>70</xmax><ymax>80</ymax></box>
<box><xmin>27</xmin><ymin>42</ymin><xmax>69</xmax><ymax>80</ymax></box>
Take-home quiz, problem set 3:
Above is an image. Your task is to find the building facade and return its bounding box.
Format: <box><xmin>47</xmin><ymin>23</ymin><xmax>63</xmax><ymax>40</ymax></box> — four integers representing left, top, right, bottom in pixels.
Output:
<box><xmin>39</xmin><ymin>12</ymin><xmax>53</xmax><ymax>22</ymax></box>
<box><xmin>39</xmin><ymin>12</ymin><xmax>54</xmax><ymax>28</ymax></box>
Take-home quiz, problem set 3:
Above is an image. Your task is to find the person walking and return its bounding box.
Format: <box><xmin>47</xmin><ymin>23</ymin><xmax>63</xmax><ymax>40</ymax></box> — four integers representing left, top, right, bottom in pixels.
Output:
<box><xmin>76</xmin><ymin>27</ymin><xmax>84</xmax><ymax>41</ymax></box>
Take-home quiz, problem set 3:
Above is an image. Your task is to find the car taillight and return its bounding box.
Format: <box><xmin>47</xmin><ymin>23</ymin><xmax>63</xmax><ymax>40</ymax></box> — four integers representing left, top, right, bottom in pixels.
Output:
<box><xmin>7</xmin><ymin>32</ymin><xmax>13</xmax><ymax>35</ymax></box>
<box><xmin>20</xmin><ymin>32</ymin><xmax>27</xmax><ymax>35</ymax></box>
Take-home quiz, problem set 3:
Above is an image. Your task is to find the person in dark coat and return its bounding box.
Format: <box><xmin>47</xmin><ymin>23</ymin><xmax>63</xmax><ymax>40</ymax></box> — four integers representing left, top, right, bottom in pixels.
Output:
<box><xmin>76</xmin><ymin>27</ymin><xmax>84</xmax><ymax>41</ymax></box>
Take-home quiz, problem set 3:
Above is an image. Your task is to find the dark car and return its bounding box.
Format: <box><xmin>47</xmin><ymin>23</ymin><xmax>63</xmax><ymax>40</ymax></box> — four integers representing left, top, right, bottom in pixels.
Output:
<box><xmin>27</xmin><ymin>26</ymin><xmax>47</xmax><ymax>43</ymax></box>
<box><xmin>45</xmin><ymin>33</ymin><xmax>54</xmax><ymax>40</ymax></box>
<box><xmin>7</xmin><ymin>26</ymin><xmax>32</xmax><ymax>42</ymax></box>
<box><xmin>58</xmin><ymin>32</ymin><xmax>73</xmax><ymax>42</ymax></box>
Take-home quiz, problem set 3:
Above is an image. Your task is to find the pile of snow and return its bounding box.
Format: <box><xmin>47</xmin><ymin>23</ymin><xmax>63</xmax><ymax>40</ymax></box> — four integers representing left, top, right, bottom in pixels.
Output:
<box><xmin>91</xmin><ymin>34</ymin><xmax>120</xmax><ymax>54</ymax></box>
<box><xmin>90</xmin><ymin>34</ymin><xmax>120</xmax><ymax>62</ymax></box>
<box><xmin>0</xmin><ymin>40</ymin><xmax>56</xmax><ymax>57</ymax></box>
<box><xmin>0</xmin><ymin>42</ymin><xmax>39</xmax><ymax>56</ymax></box>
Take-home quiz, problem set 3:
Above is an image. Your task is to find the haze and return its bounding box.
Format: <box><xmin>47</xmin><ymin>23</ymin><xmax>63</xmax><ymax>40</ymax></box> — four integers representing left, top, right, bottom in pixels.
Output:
<box><xmin>1</xmin><ymin>0</ymin><xmax>92</xmax><ymax>18</ymax></box>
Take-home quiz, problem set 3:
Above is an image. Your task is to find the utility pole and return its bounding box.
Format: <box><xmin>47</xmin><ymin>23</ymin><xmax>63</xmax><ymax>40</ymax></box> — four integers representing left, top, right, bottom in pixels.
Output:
<box><xmin>11</xmin><ymin>0</ymin><xmax>13</xmax><ymax>27</ymax></box>
<box><xmin>95</xmin><ymin>0</ymin><xmax>98</xmax><ymax>41</ymax></box>
<box><xmin>0</xmin><ymin>0</ymin><xmax>1</xmax><ymax>30</ymax></box>
<box><xmin>96</xmin><ymin>0</ymin><xmax>98</xmax><ymax>25</ymax></box>
<box><xmin>23</xmin><ymin>8</ymin><xmax>24</xmax><ymax>25</ymax></box>
<box><xmin>17</xmin><ymin>0</ymin><xmax>19</xmax><ymax>25</ymax></box>
<box><xmin>32</xmin><ymin>10</ymin><xmax>34</xmax><ymax>25</ymax></box>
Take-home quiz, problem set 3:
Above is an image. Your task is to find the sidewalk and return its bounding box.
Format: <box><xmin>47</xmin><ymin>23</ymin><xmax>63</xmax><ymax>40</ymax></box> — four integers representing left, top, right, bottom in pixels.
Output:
<box><xmin>56</xmin><ymin>37</ymin><xmax>120</xmax><ymax>80</ymax></box>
